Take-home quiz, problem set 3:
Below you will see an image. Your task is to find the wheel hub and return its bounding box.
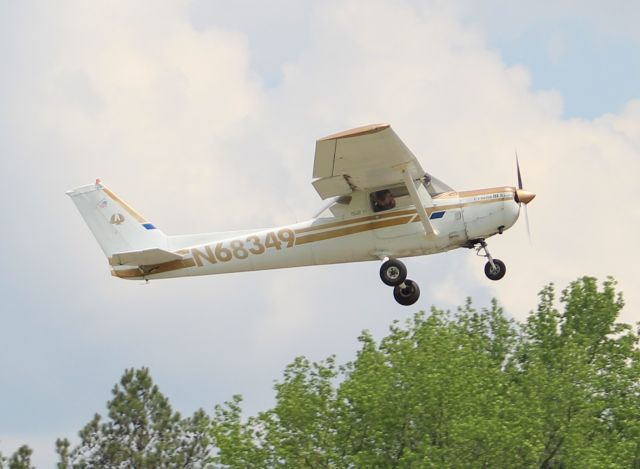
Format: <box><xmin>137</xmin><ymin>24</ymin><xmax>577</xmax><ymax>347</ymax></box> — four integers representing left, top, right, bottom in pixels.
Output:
<box><xmin>387</xmin><ymin>267</ymin><xmax>400</xmax><ymax>279</ymax></box>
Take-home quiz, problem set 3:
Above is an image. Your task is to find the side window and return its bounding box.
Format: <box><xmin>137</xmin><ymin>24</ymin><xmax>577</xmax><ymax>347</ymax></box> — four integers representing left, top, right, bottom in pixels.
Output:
<box><xmin>370</xmin><ymin>186</ymin><xmax>410</xmax><ymax>212</ymax></box>
<box><xmin>371</xmin><ymin>189</ymin><xmax>394</xmax><ymax>212</ymax></box>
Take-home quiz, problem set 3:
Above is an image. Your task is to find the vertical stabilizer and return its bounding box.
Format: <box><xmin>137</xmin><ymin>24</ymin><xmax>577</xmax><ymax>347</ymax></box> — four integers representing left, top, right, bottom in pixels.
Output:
<box><xmin>66</xmin><ymin>180</ymin><xmax>167</xmax><ymax>257</ymax></box>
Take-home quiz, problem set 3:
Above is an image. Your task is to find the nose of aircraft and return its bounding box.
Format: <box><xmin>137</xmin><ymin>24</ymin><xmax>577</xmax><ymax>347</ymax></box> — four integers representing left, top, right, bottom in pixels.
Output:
<box><xmin>515</xmin><ymin>189</ymin><xmax>536</xmax><ymax>205</ymax></box>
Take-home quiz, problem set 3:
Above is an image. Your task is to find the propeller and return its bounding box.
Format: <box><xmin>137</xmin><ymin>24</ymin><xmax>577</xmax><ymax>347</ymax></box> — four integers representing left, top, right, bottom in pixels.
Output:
<box><xmin>514</xmin><ymin>152</ymin><xmax>535</xmax><ymax>240</ymax></box>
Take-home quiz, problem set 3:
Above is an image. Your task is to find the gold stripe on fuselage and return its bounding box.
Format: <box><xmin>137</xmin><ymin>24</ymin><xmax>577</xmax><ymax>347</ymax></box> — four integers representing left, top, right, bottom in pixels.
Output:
<box><xmin>294</xmin><ymin>192</ymin><xmax>514</xmax><ymax>240</ymax></box>
<box><xmin>111</xmin><ymin>188</ymin><xmax>514</xmax><ymax>278</ymax></box>
<box><xmin>458</xmin><ymin>186</ymin><xmax>514</xmax><ymax>198</ymax></box>
<box><xmin>111</xmin><ymin>258</ymin><xmax>196</xmax><ymax>279</ymax></box>
<box><xmin>294</xmin><ymin>208</ymin><xmax>416</xmax><ymax>234</ymax></box>
<box><xmin>296</xmin><ymin>214</ymin><xmax>415</xmax><ymax>245</ymax></box>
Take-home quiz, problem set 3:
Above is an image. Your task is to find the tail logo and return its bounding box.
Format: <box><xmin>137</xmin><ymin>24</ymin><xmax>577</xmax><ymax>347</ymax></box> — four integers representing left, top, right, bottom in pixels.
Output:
<box><xmin>110</xmin><ymin>213</ymin><xmax>125</xmax><ymax>225</ymax></box>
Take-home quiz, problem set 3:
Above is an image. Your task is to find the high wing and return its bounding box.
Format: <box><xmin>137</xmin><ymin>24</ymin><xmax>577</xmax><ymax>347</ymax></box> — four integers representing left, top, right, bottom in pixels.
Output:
<box><xmin>312</xmin><ymin>124</ymin><xmax>439</xmax><ymax>236</ymax></box>
<box><xmin>312</xmin><ymin>124</ymin><xmax>426</xmax><ymax>198</ymax></box>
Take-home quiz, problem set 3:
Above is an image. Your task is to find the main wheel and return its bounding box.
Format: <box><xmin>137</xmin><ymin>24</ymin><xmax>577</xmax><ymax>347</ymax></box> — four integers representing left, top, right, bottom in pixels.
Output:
<box><xmin>380</xmin><ymin>259</ymin><xmax>407</xmax><ymax>286</ymax></box>
<box><xmin>393</xmin><ymin>279</ymin><xmax>420</xmax><ymax>306</ymax></box>
<box><xmin>484</xmin><ymin>259</ymin><xmax>506</xmax><ymax>281</ymax></box>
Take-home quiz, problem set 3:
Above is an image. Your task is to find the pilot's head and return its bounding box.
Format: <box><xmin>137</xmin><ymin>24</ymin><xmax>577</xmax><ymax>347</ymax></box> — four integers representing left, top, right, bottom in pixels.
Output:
<box><xmin>375</xmin><ymin>189</ymin><xmax>395</xmax><ymax>210</ymax></box>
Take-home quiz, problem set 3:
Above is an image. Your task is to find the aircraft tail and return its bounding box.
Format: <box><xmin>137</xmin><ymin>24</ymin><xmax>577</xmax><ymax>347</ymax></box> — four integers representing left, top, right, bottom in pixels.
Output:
<box><xmin>66</xmin><ymin>179</ymin><xmax>168</xmax><ymax>257</ymax></box>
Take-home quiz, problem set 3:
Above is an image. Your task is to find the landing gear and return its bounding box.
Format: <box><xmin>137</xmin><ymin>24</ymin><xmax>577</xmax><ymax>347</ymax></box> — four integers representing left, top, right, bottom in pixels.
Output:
<box><xmin>393</xmin><ymin>279</ymin><xmax>420</xmax><ymax>306</ymax></box>
<box><xmin>379</xmin><ymin>258</ymin><xmax>420</xmax><ymax>306</ymax></box>
<box><xmin>380</xmin><ymin>259</ymin><xmax>407</xmax><ymax>286</ymax></box>
<box><xmin>472</xmin><ymin>240</ymin><xmax>507</xmax><ymax>281</ymax></box>
<box><xmin>484</xmin><ymin>259</ymin><xmax>506</xmax><ymax>281</ymax></box>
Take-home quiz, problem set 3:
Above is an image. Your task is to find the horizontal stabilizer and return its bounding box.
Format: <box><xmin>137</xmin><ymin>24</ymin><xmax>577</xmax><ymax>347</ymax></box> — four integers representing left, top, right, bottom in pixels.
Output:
<box><xmin>109</xmin><ymin>248</ymin><xmax>184</xmax><ymax>267</ymax></box>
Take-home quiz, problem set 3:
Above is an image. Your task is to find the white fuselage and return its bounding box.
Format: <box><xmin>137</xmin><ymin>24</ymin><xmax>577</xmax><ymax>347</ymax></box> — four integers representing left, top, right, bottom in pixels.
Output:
<box><xmin>111</xmin><ymin>187</ymin><xmax>520</xmax><ymax>280</ymax></box>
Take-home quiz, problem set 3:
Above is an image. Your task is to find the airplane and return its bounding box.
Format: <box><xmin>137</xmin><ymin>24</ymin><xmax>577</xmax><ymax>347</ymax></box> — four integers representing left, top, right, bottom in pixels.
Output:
<box><xmin>67</xmin><ymin>123</ymin><xmax>535</xmax><ymax>306</ymax></box>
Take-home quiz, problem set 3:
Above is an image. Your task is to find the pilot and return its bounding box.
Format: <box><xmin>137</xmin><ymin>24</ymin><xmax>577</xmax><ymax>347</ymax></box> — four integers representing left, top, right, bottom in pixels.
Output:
<box><xmin>373</xmin><ymin>189</ymin><xmax>396</xmax><ymax>212</ymax></box>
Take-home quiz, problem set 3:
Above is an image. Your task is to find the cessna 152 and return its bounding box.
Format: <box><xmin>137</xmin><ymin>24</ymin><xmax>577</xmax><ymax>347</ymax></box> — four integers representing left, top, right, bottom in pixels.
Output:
<box><xmin>67</xmin><ymin>124</ymin><xmax>535</xmax><ymax>306</ymax></box>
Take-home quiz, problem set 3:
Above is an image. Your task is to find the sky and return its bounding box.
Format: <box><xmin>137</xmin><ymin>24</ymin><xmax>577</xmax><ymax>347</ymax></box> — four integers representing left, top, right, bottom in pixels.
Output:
<box><xmin>1</xmin><ymin>1</ymin><xmax>639</xmax><ymax>466</ymax></box>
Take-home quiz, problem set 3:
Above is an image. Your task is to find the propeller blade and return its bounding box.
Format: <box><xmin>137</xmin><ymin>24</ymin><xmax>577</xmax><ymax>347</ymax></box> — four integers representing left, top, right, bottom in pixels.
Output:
<box><xmin>516</xmin><ymin>151</ymin><xmax>523</xmax><ymax>190</ymax></box>
<box><xmin>515</xmin><ymin>152</ymin><xmax>532</xmax><ymax>242</ymax></box>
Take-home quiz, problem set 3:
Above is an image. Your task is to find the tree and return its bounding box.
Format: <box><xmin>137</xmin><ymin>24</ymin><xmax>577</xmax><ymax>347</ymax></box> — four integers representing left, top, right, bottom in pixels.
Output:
<box><xmin>210</xmin><ymin>395</ymin><xmax>270</xmax><ymax>468</ymax></box>
<box><xmin>210</xmin><ymin>277</ymin><xmax>639</xmax><ymax>468</ymax></box>
<box><xmin>52</xmin><ymin>277</ymin><xmax>638</xmax><ymax>468</ymax></box>
<box><xmin>57</xmin><ymin>367</ymin><xmax>212</xmax><ymax>468</ymax></box>
<box><xmin>506</xmin><ymin>277</ymin><xmax>640</xmax><ymax>467</ymax></box>
<box><xmin>0</xmin><ymin>445</ymin><xmax>34</xmax><ymax>469</ymax></box>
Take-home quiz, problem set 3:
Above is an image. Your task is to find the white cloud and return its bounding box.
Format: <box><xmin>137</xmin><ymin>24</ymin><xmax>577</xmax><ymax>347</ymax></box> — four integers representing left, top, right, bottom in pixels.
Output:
<box><xmin>2</xmin><ymin>1</ymin><xmax>639</xmax><ymax>465</ymax></box>
<box><xmin>257</xmin><ymin>0</ymin><xmax>640</xmax><ymax>324</ymax></box>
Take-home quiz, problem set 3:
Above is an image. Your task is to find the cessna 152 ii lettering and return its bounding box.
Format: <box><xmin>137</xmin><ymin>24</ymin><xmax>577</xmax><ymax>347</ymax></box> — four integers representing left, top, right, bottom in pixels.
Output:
<box><xmin>67</xmin><ymin>124</ymin><xmax>535</xmax><ymax>306</ymax></box>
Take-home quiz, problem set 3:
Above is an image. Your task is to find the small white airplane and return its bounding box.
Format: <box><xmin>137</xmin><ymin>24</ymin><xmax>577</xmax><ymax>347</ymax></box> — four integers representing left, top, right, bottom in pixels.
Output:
<box><xmin>68</xmin><ymin>124</ymin><xmax>535</xmax><ymax>306</ymax></box>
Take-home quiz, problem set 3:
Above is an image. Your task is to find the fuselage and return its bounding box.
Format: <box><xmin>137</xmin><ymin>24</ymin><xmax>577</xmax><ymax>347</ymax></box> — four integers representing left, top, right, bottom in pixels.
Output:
<box><xmin>111</xmin><ymin>187</ymin><xmax>521</xmax><ymax>280</ymax></box>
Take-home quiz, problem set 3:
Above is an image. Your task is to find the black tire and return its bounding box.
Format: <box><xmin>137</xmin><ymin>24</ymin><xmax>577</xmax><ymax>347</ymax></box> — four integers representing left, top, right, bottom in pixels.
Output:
<box><xmin>393</xmin><ymin>279</ymin><xmax>420</xmax><ymax>306</ymax></box>
<box><xmin>484</xmin><ymin>259</ymin><xmax>506</xmax><ymax>281</ymax></box>
<box><xmin>380</xmin><ymin>259</ymin><xmax>407</xmax><ymax>286</ymax></box>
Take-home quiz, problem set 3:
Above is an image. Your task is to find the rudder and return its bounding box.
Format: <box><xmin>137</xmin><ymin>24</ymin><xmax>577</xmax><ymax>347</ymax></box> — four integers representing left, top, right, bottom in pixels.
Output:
<box><xmin>67</xmin><ymin>180</ymin><xmax>167</xmax><ymax>257</ymax></box>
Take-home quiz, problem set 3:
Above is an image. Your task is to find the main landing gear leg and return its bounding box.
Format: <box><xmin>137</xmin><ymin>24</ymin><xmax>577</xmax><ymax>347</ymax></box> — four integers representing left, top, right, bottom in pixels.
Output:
<box><xmin>379</xmin><ymin>258</ymin><xmax>420</xmax><ymax>306</ymax></box>
<box><xmin>474</xmin><ymin>240</ymin><xmax>506</xmax><ymax>281</ymax></box>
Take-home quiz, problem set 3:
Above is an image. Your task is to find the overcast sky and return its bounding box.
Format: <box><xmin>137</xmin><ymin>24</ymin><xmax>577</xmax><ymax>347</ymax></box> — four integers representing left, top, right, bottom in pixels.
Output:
<box><xmin>1</xmin><ymin>1</ymin><xmax>639</xmax><ymax>466</ymax></box>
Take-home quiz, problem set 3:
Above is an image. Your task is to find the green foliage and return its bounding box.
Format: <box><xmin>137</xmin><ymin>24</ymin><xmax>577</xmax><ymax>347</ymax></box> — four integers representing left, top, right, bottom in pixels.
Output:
<box><xmin>209</xmin><ymin>277</ymin><xmax>640</xmax><ymax>468</ymax></box>
<box><xmin>44</xmin><ymin>276</ymin><xmax>640</xmax><ymax>468</ymax></box>
<box><xmin>56</xmin><ymin>367</ymin><xmax>212</xmax><ymax>468</ymax></box>
<box><xmin>0</xmin><ymin>445</ymin><xmax>35</xmax><ymax>469</ymax></box>
<box><xmin>510</xmin><ymin>277</ymin><xmax>640</xmax><ymax>468</ymax></box>
<box><xmin>210</xmin><ymin>395</ymin><xmax>269</xmax><ymax>468</ymax></box>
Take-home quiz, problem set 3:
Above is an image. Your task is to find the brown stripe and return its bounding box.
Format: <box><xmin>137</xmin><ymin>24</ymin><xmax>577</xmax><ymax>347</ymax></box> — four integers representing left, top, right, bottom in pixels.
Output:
<box><xmin>112</xmin><ymin>267</ymin><xmax>144</xmax><ymax>278</ymax></box>
<box><xmin>295</xmin><ymin>188</ymin><xmax>513</xmax><ymax>236</ymax></box>
<box><xmin>102</xmin><ymin>187</ymin><xmax>147</xmax><ymax>223</ymax></box>
<box><xmin>111</xmin><ymin>190</ymin><xmax>514</xmax><ymax>277</ymax></box>
<box><xmin>295</xmin><ymin>204</ymin><xmax>454</xmax><ymax>236</ymax></box>
<box><xmin>433</xmin><ymin>191</ymin><xmax>458</xmax><ymax>199</ymax></box>
<box><xmin>457</xmin><ymin>187</ymin><xmax>514</xmax><ymax>198</ymax></box>
<box><xmin>295</xmin><ymin>208</ymin><xmax>416</xmax><ymax>234</ymax></box>
<box><xmin>112</xmin><ymin>258</ymin><xmax>196</xmax><ymax>278</ymax></box>
<box><xmin>420</xmin><ymin>197</ymin><xmax>512</xmax><ymax>216</ymax></box>
<box><xmin>294</xmin><ymin>196</ymin><xmax>513</xmax><ymax>245</ymax></box>
<box><xmin>150</xmin><ymin>258</ymin><xmax>196</xmax><ymax>273</ymax></box>
<box><xmin>318</xmin><ymin>124</ymin><xmax>390</xmax><ymax>141</ymax></box>
<box><xmin>296</xmin><ymin>215</ymin><xmax>414</xmax><ymax>245</ymax></box>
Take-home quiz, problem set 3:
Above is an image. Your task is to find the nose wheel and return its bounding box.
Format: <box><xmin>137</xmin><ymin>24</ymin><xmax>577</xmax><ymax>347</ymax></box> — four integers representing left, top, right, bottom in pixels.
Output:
<box><xmin>484</xmin><ymin>259</ymin><xmax>506</xmax><ymax>280</ymax></box>
<box><xmin>380</xmin><ymin>259</ymin><xmax>420</xmax><ymax>306</ymax></box>
<box><xmin>473</xmin><ymin>240</ymin><xmax>507</xmax><ymax>281</ymax></box>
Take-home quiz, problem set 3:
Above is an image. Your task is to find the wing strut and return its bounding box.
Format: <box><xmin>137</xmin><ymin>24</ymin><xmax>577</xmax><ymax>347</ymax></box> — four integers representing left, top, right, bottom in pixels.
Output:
<box><xmin>401</xmin><ymin>168</ymin><xmax>439</xmax><ymax>238</ymax></box>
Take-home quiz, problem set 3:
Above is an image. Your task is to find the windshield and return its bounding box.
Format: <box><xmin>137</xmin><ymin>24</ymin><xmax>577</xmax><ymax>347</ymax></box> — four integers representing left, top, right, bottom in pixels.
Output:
<box><xmin>423</xmin><ymin>173</ymin><xmax>453</xmax><ymax>196</ymax></box>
